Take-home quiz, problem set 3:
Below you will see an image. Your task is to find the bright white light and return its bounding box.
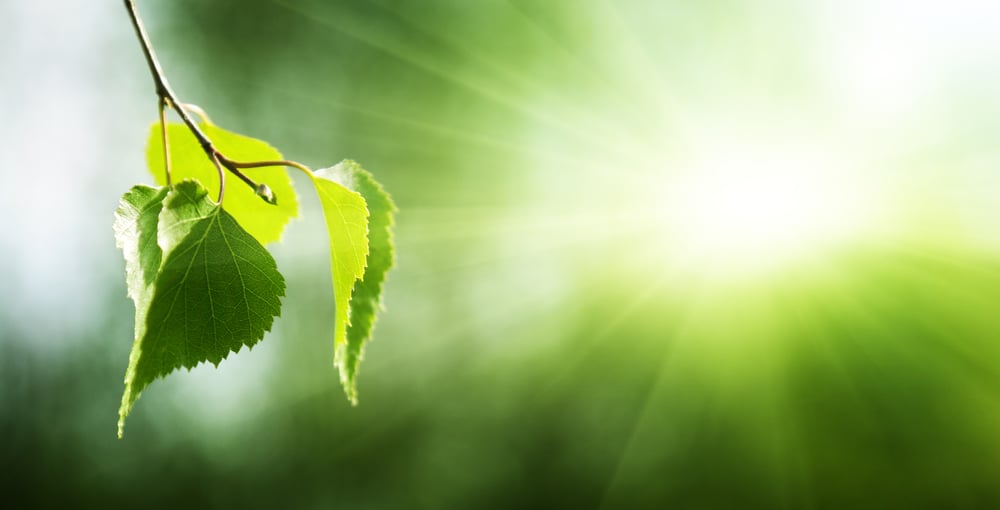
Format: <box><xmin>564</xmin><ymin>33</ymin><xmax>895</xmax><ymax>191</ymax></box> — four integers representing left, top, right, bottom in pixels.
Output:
<box><xmin>675</xmin><ymin>172</ymin><xmax>836</xmax><ymax>250</ymax></box>
<box><xmin>659</xmin><ymin>132</ymin><xmax>879</xmax><ymax>274</ymax></box>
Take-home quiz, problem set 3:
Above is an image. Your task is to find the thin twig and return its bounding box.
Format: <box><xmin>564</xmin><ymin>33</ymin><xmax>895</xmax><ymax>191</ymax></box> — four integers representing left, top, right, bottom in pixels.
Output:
<box><xmin>124</xmin><ymin>0</ymin><xmax>212</xmax><ymax>152</ymax></box>
<box><xmin>220</xmin><ymin>160</ymin><xmax>264</xmax><ymax>191</ymax></box>
<box><xmin>124</xmin><ymin>0</ymin><xmax>273</xmax><ymax>203</ymax></box>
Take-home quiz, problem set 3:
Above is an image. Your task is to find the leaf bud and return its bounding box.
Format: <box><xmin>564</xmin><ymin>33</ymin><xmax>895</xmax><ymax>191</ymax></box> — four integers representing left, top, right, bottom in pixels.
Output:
<box><xmin>256</xmin><ymin>183</ymin><xmax>277</xmax><ymax>205</ymax></box>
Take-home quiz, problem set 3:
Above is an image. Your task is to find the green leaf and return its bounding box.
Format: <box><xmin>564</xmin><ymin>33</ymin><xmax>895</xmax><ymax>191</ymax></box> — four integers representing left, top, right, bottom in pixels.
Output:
<box><xmin>114</xmin><ymin>185</ymin><xmax>169</xmax><ymax>319</ymax></box>
<box><xmin>310</xmin><ymin>165</ymin><xmax>370</xmax><ymax>402</ymax></box>
<box><xmin>147</xmin><ymin>122</ymin><xmax>299</xmax><ymax>245</ymax></box>
<box><xmin>114</xmin><ymin>185</ymin><xmax>170</xmax><ymax>437</ymax></box>
<box><xmin>323</xmin><ymin>161</ymin><xmax>397</xmax><ymax>403</ymax></box>
<box><xmin>117</xmin><ymin>180</ymin><xmax>285</xmax><ymax>437</ymax></box>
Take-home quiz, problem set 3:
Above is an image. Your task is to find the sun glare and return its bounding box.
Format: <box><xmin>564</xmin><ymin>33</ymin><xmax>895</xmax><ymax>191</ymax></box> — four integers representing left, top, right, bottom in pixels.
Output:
<box><xmin>658</xmin><ymin>132</ymin><xmax>880</xmax><ymax>275</ymax></box>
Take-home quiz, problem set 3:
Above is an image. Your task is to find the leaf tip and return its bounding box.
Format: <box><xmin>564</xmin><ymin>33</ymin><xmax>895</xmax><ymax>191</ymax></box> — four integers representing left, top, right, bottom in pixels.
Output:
<box><xmin>118</xmin><ymin>393</ymin><xmax>136</xmax><ymax>439</ymax></box>
<box><xmin>344</xmin><ymin>383</ymin><xmax>359</xmax><ymax>406</ymax></box>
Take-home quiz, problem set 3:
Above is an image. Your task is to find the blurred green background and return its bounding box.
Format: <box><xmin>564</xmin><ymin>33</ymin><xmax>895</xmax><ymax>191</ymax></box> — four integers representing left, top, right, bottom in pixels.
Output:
<box><xmin>3</xmin><ymin>0</ymin><xmax>1000</xmax><ymax>508</ymax></box>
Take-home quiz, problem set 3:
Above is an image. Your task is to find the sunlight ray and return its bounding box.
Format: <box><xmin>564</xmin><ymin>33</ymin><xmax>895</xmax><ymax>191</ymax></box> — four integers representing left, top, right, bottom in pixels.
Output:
<box><xmin>272</xmin><ymin>0</ymin><xmax>643</xmax><ymax>163</ymax></box>
<box><xmin>267</xmin><ymin>89</ymin><xmax>613</xmax><ymax>174</ymax></box>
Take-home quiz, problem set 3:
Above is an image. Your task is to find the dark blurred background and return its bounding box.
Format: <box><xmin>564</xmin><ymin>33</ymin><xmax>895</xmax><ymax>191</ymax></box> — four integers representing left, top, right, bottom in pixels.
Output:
<box><xmin>4</xmin><ymin>0</ymin><xmax>1000</xmax><ymax>508</ymax></box>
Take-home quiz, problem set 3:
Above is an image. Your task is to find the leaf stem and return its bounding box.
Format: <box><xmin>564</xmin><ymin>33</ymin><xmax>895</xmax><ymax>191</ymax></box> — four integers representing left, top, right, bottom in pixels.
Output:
<box><xmin>179</xmin><ymin>103</ymin><xmax>213</xmax><ymax>125</ymax></box>
<box><xmin>211</xmin><ymin>152</ymin><xmax>226</xmax><ymax>203</ymax></box>
<box><xmin>158</xmin><ymin>97</ymin><xmax>172</xmax><ymax>186</ymax></box>
<box><xmin>217</xmin><ymin>156</ymin><xmax>316</xmax><ymax>178</ymax></box>
<box><xmin>214</xmin><ymin>156</ymin><xmax>315</xmax><ymax>205</ymax></box>
<box><xmin>123</xmin><ymin>0</ymin><xmax>273</xmax><ymax>204</ymax></box>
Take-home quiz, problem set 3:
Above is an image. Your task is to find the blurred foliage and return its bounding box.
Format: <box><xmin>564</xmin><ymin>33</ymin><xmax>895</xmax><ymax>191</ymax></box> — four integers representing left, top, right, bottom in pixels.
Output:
<box><xmin>4</xmin><ymin>0</ymin><xmax>1000</xmax><ymax>508</ymax></box>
